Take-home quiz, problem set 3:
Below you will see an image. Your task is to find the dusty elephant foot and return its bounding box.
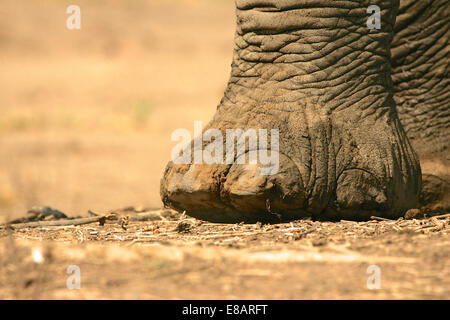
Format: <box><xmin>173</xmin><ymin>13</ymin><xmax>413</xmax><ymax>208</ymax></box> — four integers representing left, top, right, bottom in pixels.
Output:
<box><xmin>161</xmin><ymin>111</ymin><xmax>420</xmax><ymax>222</ymax></box>
<box><xmin>160</xmin><ymin>0</ymin><xmax>422</xmax><ymax>222</ymax></box>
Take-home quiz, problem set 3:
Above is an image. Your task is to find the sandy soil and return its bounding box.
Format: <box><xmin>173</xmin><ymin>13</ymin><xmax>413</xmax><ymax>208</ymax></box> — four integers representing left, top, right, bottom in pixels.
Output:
<box><xmin>0</xmin><ymin>1</ymin><xmax>448</xmax><ymax>300</ymax></box>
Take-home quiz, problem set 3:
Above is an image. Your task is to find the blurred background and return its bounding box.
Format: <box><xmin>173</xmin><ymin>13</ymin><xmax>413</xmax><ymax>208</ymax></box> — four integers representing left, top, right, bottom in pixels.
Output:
<box><xmin>0</xmin><ymin>0</ymin><xmax>235</xmax><ymax>220</ymax></box>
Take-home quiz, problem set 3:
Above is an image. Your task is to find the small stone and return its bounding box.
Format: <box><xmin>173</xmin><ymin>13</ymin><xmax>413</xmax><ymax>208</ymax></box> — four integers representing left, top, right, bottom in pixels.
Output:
<box><xmin>175</xmin><ymin>221</ymin><xmax>192</xmax><ymax>233</ymax></box>
<box><xmin>404</xmin><ymin>209</ymin><xmax>424</xmax><ymax>220</ymax></box>
<box><xmin>311</xmin><ymin>238</ymin><xmax>327</xmax><ymax>246</ymax></box>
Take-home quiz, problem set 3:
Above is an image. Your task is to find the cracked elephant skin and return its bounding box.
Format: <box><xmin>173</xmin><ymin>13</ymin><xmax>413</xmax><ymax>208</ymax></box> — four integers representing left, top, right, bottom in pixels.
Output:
<box><xmin>160</xmin><ymin>0</ymin><xmax>448</xmax><ymax>223</ymax></box>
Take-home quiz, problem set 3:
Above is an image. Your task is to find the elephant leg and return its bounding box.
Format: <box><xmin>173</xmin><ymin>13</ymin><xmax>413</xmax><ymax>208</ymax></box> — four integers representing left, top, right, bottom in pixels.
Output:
<box><xmin>392</xmin><ymin>0</ymin><xmax>450</xmax><ymax>212</ymax></box>
<box><xmin>160</xmin><ymin>0</ymin><xmax>421</xmax><ymax>222</ymax></box>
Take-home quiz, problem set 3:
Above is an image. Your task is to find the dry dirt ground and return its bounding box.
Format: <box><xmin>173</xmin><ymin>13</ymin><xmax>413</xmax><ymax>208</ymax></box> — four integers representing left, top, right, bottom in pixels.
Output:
<box><xmin>0</xmin><ymin>208</ymin><xmax>449</xmax><ymax>299</ymax></box>
<box><xmin>0</xmin><ymin>1</ymin><xmax>448</xmax><ymax>300</ymax></box>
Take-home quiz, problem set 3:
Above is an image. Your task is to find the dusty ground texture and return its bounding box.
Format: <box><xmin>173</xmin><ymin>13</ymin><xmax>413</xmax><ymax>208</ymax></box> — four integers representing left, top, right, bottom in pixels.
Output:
<box><xmin>0</xmin><ymin>208</ymin><xmax>449</xmax><ymax>299</ymax></box>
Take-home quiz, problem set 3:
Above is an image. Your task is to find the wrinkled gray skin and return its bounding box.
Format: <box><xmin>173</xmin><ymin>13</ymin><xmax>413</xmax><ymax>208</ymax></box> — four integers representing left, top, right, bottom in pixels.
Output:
<box><xmin>392</xmin><ymin>0</ymin><xmax>450</xmax><ymax>212</ymax></box>
<box><xmin>161</xmin><ymin>0</ymin><xmax>449</xmax><ymax>222</ymax></box>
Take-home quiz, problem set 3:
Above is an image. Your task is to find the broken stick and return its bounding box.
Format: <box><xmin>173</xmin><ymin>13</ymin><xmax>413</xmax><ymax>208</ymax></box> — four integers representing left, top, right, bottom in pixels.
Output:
<box><xmin>4</xmin><ymin>216</ymin><xmax>109</xmax><ymax>230</ymax></box>
<box><xmin>370</xmin><ymin>216</ymin><xmax>393</xmax><ymax>221</ymax></box>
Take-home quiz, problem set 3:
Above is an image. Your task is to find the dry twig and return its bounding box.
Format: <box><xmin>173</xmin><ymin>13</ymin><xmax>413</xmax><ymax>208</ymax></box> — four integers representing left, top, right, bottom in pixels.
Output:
<box><xmin>5</xmin><ymin>216</ymin><xmax>111</xmax><ymax>230</ymax></box>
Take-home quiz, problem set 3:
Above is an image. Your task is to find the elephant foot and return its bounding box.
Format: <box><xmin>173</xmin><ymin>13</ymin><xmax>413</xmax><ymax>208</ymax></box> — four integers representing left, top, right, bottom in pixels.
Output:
<box><xmin>160</xmin><ymin>0</ymin><xmax>422</xmax><ymax>222</ymax></box>
<box><xmin>160</xmin><ymin>104</ymin><xmax>421</xmax><ymax>222</ymax></box>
